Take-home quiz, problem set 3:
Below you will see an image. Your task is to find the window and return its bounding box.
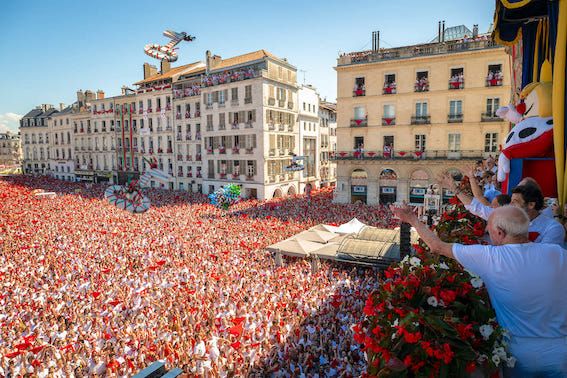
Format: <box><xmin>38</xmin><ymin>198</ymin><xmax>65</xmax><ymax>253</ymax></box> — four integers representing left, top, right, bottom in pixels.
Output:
<box><xmin>354</xmin><ymin>77</ymin><xmax>365</xmax><ymax>94</ymax></box>
<box><xmin>354</xmin><ymin>136</ymin><xmax>364</xmax><ymax>149</ymax></box>
<box><xmin>448</xmin><ymin>133</ymin><xmax>461</xmax><ymax>151</ymax></box>
<box><xmin>354</xmin><ymin>106</ymin><xmax>366</xmax><ymax>120</ymax></box>
<box><xmin>231</xmin><ymin>87</ymin><xmax>238</xmax><ymax>100</ymax></box>
<box><xmin>415</xmin><ymin>102</ymin><xmax>428</xmax><ymax>116</ymax></box>
<box><xmin>245</xmin><ymin>85</ymin><xmax>252</xmax><ymax>103</ymax></box>
<box><xmin>485</xmin><ymin>133</ymin><xmax>498</xmax><ymax>152</ymax></box>
<box><xmin>449</xmin><ymin>100</ymin><xmax>462</xmax><ymax>115</ymax></box>
<box><xmin>385</xmin><ymin>74</ymin><xmax>396</xmax><ymax>84</ymax></box>
<box><xmin>486</xmin><ymin>98</ymin><xmax>500</xmax><ymax>116</ymax></box>
<box><xmin>415</xmin><ymin>134</ymin><xmax>426</xmax><ymax>151</ymax></box>
<box><xmin>383</xmin><ymin>104</ymin><xmax>395</xmax><ymax>118</ymax></box>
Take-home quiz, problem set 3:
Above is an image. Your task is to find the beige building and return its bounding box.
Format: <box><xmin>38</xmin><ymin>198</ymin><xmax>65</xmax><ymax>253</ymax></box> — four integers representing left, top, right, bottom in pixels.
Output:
<box><xmin>297</xmin><ymin>84</ymin><xmax>321</xmax><ymax>193</ymax></box>
<box><xmin>0</xmin><ymin>132</ymin><xmax>21</xmax><ymax>167</ymax></box>
<box><xmin>319</xmin><ymin>101</ymin><xmax>337</xmax><ymax>186</ymax></box>
<box><xmin>20</xmin><ymin>104</ymin><xmax>57</xmax><ymax>174</ymax></box>
<box><xmin>48</xmin><ymin>104</ymin><xmax>75</xmax><ymax>181</ymax></box>
<box><xmin>334</xmin><ymin>26</ymin><xmax>510</xmax><ymax>205</ymax></box>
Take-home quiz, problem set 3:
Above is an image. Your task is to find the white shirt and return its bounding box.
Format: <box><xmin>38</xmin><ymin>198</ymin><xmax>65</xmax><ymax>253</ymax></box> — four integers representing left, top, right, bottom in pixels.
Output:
<box><xmin>453</xmin><ymin>243</ymin><xmax>567</xmax><ymax>337</ymax></box>
<box><xmin>466</xmin><ymin>198</ymin><xmax>565</xmax><ymax>244</ymax></box>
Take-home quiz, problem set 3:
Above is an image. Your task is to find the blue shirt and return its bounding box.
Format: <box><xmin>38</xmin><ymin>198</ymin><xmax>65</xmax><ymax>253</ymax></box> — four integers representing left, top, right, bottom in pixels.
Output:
<box><xmin>453</xmin><ymin>243</ymin><xmax>567</xmax><ymax>338</ymax></box>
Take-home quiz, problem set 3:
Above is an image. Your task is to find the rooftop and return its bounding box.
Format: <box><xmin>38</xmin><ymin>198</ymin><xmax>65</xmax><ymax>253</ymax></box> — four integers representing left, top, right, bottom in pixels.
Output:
<box><xmin>134</xmin><ymin>61</ymin><xmax>205</xmax><ymax>86</ymax></box>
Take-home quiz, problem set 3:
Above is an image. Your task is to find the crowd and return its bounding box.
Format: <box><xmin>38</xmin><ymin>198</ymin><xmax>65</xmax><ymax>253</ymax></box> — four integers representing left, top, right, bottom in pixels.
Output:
<box><xmin>201</xmin><ymin>69</ymin><xmax>257</xmax><ymax>88</ymax></box>
<box><xmin>0</xmin><ymin>176</ymin><xmax>399</xmax><ymax>377</ymax></box>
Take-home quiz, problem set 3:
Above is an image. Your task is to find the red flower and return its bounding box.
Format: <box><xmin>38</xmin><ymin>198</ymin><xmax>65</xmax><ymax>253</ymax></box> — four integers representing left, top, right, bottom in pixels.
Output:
<box><xmin>449</xmin><ymin>196</ymin><xmax>461</xmax><ymax>205</ymax></box>
<box><xmin>442</xmin><ymin>343</ymin><xmax>454</xmax><ymax>364</ymax></box>
<box><xmin>403</xmin><ymin>331</ymin><xmax>422</xmax><ymax>344</ymax></box>
<box><xmin>440</xmin><ymin>289</ymin><xmax>457</xmax><ymax>304</ymax></box>
<box><xmin>466</xmin><ymin>361</ymin><xmax>477</xmax><ymax>373</ymax></box>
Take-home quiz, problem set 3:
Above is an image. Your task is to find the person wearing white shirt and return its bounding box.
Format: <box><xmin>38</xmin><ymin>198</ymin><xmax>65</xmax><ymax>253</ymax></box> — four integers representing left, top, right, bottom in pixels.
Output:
<box><xmin>390</xmin><ymin>204</ymin><xmax>567</xmax><ymax>376</ymax></box>
<box><xmin>439</xmin><ymin>173</ymin><xmax>565</xmax><ymax>245</ymax></box>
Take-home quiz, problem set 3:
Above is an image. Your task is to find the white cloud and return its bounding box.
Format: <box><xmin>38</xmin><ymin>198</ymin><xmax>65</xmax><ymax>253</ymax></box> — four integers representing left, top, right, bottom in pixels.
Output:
<box><xmin>0</xmin><ymin>113</ymin><xmax>22</xmax><ymax>134</ymax></box>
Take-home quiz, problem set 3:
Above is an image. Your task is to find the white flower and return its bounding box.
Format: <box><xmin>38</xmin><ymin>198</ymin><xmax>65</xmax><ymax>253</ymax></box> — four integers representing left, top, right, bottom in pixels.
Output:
<box><xmin>493</xmin><ymin>347</ymin><xmax>507</xmax><ymax>359</ymax></box>
<box><xmin>391</xmin><ymin>318</ymin><xmax>399</xmax><ymax>327</ymax></box>
<box><xmin>429</xmin><ymin>264</ymin><xmax>436</xmax><ymax>270</ymax></box>
<box><xmin>492</xmin><ymin>354</ymin><xmax>501</xmax><ymax>366</ymax></box>
<box><xmin>409</xmin><ymin>257</ymin><xmax>421</xmax><ymax>267</ymax></box>
<box><xmin>401</xmin><ymin>255</ymin><xmax>409</xmax><ymax>264</ymax></box>
<box><xmin>391</xmin><ymin>333</ymin><xmax>397</xmax><ymax>340</ymax></box>
<box><xmin>477</xmin><ymin>354</ymin><xmax>488</xmax><ymax>364</ymax></box>
<box><xmin>427</xmin><ymin>296</ymin><xmax>438</xmax><ymax>307</ymax></box>
<box><xmin>438</xmin><ymin>262</ymin><xmax>449</xmax><ymax>270</ymax></box>
<box><xmin>479</xmin><ymin>324</ymin><xmax>494</xmax><ymax>340</ymax></box>
<box><xmin>471</xmin><ymin>277</ymin><xmax>484</xmax><ymax>288</ymax></box>
<box><xmin>506</xmin><ymin>356</ymin><xmax>517</xmax><ymax>368</ymax></box>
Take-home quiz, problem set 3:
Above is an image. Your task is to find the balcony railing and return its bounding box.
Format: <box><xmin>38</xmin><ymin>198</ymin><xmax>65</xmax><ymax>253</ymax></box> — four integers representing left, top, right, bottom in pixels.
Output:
<box><xmin>245</xmin><ymin>97</ymin><xmax>253</xmax><ymax>105</ymax></box>
<box><xmin>231</xmin><ymin>99</ymin><xmax>239</xmax><ymax>106</ymax></box>
<box><xmin>481</xmin><ymin>112</ymin><xmax>503</xmax><ymax>122</ymax></box>
<box><xmin>411</xmin><ymin>115</ymin><xmax>431</xmax><ymax>125</ymax></box>
<box><xmin>485</xmin><ymin>77</ymin><xmax>503</xmax><ymax>87</ymax></box>
<box><xmin>245</xmin><ymin>121</ymin><xmax>254</xmax><ymax>129</ymax></box>
<box><xmin>381</xmin><ymin>117</ymin><xmax>396</xmax><ymax>126</ymax></box>
<box><xmin>245</xmin><ymin>147</ymin><xmax>254</xmax><ymax>154</ymax></box>
<box><xmin>268</xmin><ymin>123</ymin><xmax>276</xmax><ymax>131</ymax></box>
<box><xmin>231</xmin><ymin>122</ymin><xmax>240</xmax><ymax>130</ymax></box>
<box><xmin>287</xmin><ymin>101</ymin><xmax>294</xmax><ymax>109</ymax></box>
<box><xmin>382</xmin><ymin>85</ymin><xmax>396</xmax><ymax>95</ymax></box>
<box><xmin>334</xmin><ymin>149</ymin><xmax>484</xmax><ymax>160</ymax></box>
<box><xmin>268</xmin><ymin>97</ymin><xmax>276</xmax><ymax>106</ymax></box>
<box><xmin>414</xmin><ymin>82</ymin><xmax>429</xmax><ymax>92</ymax></box>
<box><xmin>353</xmin><ymin>88</ymin><xmax>365</xmax><ymax>97</ymax></box>
<box><xmin>218</xmin><ymin>124</ymin><xmax>226</xmax><ymax>131</ymax></box>
<box><xmin>448</xmin><ymin>114</ymin><xmax>463</xmax><ymax>123</ymax></box>
<box><xmin>350</xmin><ymin>118</ymin><xmax>368</xmax><ymax>127</ymax></box>
<box><xmin>449</xmin><ymin>80</ymin><xmax>464</xmax><ymax>90</ymax></box>
<box><xmin>232</xmin><ymin>147</ymin><xmax>240</xmax><ymax>154</ymax></box>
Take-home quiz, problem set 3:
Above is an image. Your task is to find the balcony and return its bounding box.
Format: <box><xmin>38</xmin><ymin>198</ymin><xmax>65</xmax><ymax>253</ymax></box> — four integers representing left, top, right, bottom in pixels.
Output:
<box><xmin>231</xmin><ymin>122</ymin><xmax>240</xmax><ymax>130</ymax></box>
<box><xmin>245</xmin><ymin>121</ymin><xmax>254</xmax><ymax>129</ymax></box>
<box><xmin>219</xmin><ymin>173</ymin><xmax>227</xmax><ymax>179</ymax></box>
<box><xmin>231</xmin><ymin>172</ymin><xmax>240</xmax><ymax>179</ymax></box>
<box><xmin>382</xmin><ymin>117</ymin><xmax>396</xmax><ymax>126</ymax></box>
<box><xmin>246</xmin><ymin>174</ymin><xmax>254</xmax><ymax>181</ymax></box>
<box><xmin>195</xmin><ymin>133</ymin><xmax>202</xmax><ymax>140</ymax></box>
<box><xmin>278</xmin><ymin>124</ymin><xmax>285</xmax><ymax>131</ymax></box>
<box><xmin>414</xmin><ymin>82</ymin><xmax>429</xmax><ymax>92</ymax></box>
<box><xmin>176</xmin><ymin>134</ymin><xmax>182</xmax><ymax>141</ymax></box>
<box><xmin>196</xmin><ymin>153</ymin><xmax>202</xmax><ymax>161</ymax></box>
<box><xmin>186</xmin><ymin>154</ymin><xmax>192</xmax><ymax>161</ymax></box>
<box><xmin>333</xmin><ymin>149</ymin><xmax>484</xmax><ymax>160</ymax></box>
<box><xmin>194</xmin><ymin>111</ymin><xmax>201</xmax><ymax>118</ymax></box>
<box><xmin>287</xmin><ymin>101</ymin><xmax>294</xmax><ymax>109</ymax></box>
<box><xmin>219</xmin><ymin>147</ymin><xmax>226</xmax><ymax>154</ymax></box>
<box><xmin>218</xmin><ymin>124</ymin><xmax>226</xmax><ymax>131</ymax></box>
<box><xmin>207</xmin><ymin>147</ymin><xmax>213</xmax><ymax>154</ymax></box>
<box><xmin>206</xmin><ymin>125</ymin><xmax>214</xmax><ymax>132</ymax></box>
<box><xmin>269</xmin><ymin>149</ymin><xmax>276</xmax><ymax>157</ymax></box>
<box><xmin>177</xmin><ymin>154</ymin><xmax>183</xmax><ymax>161</ymax></box>
<box><xmin>218</xmin><ymin>102</ymin><xmax>226</xmax><ymax>108</ymax></box>
<box><xmin>350</xmin><ymin>118</ymin><xmax>368</xmax><ymax>127</ymax></box>
<box><xmin>268</xmin><ymin>123</ymin><xmax>276</xmax><ymax>131</ymax></box>
<box><xmin>268</xmin><ymin>97</ymin><xmax>276</xmax><ymax>106</ymax></box>
<box><xmin>232</xmin><ymin>147</ymin><xmax>240</xmax><ymax>154</ymax></box>
<box><xmin>287</xmin><ymin>125</ymin><xmax>293</xmax><ymax>132</ymax></box>
<box><xmin>186</xmin><ymin>134</ymin><xmax>192</xmax><ymax>141</ymax></box>
<box><xmin>176</xmin><ymin>113</ymin><xmax>182</xmax><ymax>120</ymax></box>
<box><xmin>206</xmin><ymin>104</ymin><xmax>213</xmax><ymax>110</ymax></box>
<box><xmin>353</xmin><ymin>88</ymin><xmax>365</xmax><ymax>97</ymax></box>
<box><xmin>245</xmin><ymin>147</ymin><xmax>254</xmax><ymax>154</ymax></box>
<box><xmin>382</xmin><ymin>85</ymin><xmax>396</xmax><ymax>95</ymax></box>
<box><xmin>411</xmin><ymin>115</ymin><xmax>431</xmax><ymax>125</ymax></box>
<box><xmin>339</xmin><ymin>39</ymin><xmax>498</xmax><ymax>66</ymax></box>
<box><xmin>486</xmin><ymin>77</ymin><xmax>503</xmax><ymax>87</ymax></box>
<box><xmin>196</xmin><ymin>172</ymin><xmax>202</xmax><ymax>178</ymax></box>
<box><xmin>231</xmin><ymin>99</ymin><xmax>239</xmax><ymax>106</ymax></box>
<box><xmin>481</xmin><ymin>112</ymin><xmax>503</xmax><ymax>122</ymax></box>
<box><xmin>185</xmin><ymin>112</ymin><xmax>191</xmax><ymax>119</ymax></box>
<box><xmin>448</xmin><ymin>80</ymin><xmax>464</xmax><ymax>90</ymax></box>
<box><xmin>448</xmin><ymin>114</ymin><xmax>463</xmax><ymax>123</ymax></box>
<box><xmin>245</xmin><ymin>97</ymin><xmax>253</xmax><ymax>105</ymax></box>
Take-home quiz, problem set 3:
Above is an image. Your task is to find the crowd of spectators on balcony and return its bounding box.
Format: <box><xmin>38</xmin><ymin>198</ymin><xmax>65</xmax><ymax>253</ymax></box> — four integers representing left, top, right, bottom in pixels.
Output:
<box><xmin>173</xmin><ymin>85</ymin><xmax>201</xmax><ymax>99</ymax></box>
<box><xmin>414</xmin><ymin>76</ymin><xmax>429</xmax><ymax>92</ymax></box>
<box><xmin>201</xmin><ymin>68</ymin><xmax>257</xmax><ymax>88</ymax></box>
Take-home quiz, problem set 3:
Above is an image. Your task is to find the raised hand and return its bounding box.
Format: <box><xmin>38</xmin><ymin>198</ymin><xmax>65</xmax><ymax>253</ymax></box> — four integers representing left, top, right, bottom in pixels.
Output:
<box><xmin>388</xmin><ymin>202</ymin><xmax>417</xmax><ymax>224</ymax></box>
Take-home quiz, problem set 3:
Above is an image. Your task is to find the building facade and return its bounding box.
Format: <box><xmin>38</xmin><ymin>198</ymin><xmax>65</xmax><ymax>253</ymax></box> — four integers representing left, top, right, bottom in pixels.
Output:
<box><xmin>334</xmin><ymin>27</ymin><xmax>510</xmax><ymax>205</ymax></box>
<box><xmin>319</xmin><ymin>101</ymin><xmax>337</xmax><ymax>187</ymax></box>
<box><xmin>20</xmin><ymin>105</ymin><xmax>57</xmax><ymax>174</ymax></box>
<box><xmin>0</xmin><ymin>132</ymin><xmax>22</xmax><ymax>168</ymax></box>
<box><xmin>48</xmin><ymin>105</ymin><xmax>75</xmax><ymax>181</ymax></box>
<box><xmin>297</xmin><ymin>85</ymin><xmax>321</xmax><ymax>193</ymax></box>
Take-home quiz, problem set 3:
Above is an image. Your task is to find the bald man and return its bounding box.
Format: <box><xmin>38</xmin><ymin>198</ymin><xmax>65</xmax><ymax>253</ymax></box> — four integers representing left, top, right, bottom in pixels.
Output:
<box><xmin>391</xmin><ymin>204</ymin><xmax>567</xmax><ymax>377</ymax></box>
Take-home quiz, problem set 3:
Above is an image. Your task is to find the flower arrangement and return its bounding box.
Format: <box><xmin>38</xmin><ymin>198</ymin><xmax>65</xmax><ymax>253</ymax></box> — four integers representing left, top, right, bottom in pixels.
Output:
<box><xmin>355</xmin><ymin>186</ymin><xmax>516</xmax><ymax>377</ymax></box>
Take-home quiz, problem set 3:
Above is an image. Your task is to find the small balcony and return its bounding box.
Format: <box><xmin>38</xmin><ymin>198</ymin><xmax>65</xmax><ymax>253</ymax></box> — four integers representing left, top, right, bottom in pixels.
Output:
<box><xmin>231</xmin><ymin>172</ymin><xmax>240</xmax><ymax>179</ymax></box>
<box><xmin>353</xmin><ymin>88</ymin><xmax>365</xmax><ymax>97</ymax></box>
<box><xmin>194</xmin><ymin>111</ymin><xmax>201</xmax><ymax>118</ymax></box>
<box><xmin>218</xmin><ymin>124</ymin><xmax>226</xmax><ymax>131</ymax></box>
<box><xmin>186</xmin><ymin>154</ymin><xmax>192</xmax><ymax>161</ymax></box>
<box><xmin>185</xmin><ymin>112</ymin><xmax>191</xmax><ymax>119</ymax></box>
<box><xmin>219</xmin><ymin>147</ymin><xmax>226</xmax><ymax>154</ymax></box>
<box><xmin>382</xmin><ymin>85</ymin><xmax>396</xmax><ymax>95</ymax></box>
<box><xmin>205</xmin><ymin>104</ymin><xmax>213</xmax><ymax>110</ymax></box>
<box><xmin>287</xmin><ymin>101</ymin><xmax>294</xmax><ymax>109</ymax></box>
<box><xmin>185</xmin><ymin>134</ymin><xmax>192</xmax><ymax>141</ymax></box>
<box><xmin>245</xmin><ymin>97</ymin><xmax>253</xmax><ymax>105</ymax></box>
<box><xmin>196</xmin><ymin>172</ymin><xmax>202</xmax><ymax>178</ymax></box>
<box><xmin>268</xmin><ymin>97</ymin><xmax>276</xmax><ymax>106</ymax></box>
<box><xmin>278</xmin><ymin>100</ymin><xmax>285</xmax><ymax>107</ymax></box>
<box><xmin>448</xmin><ymin>114</ymin><xmax>463</xmax><ymax>123</ymax></box>
<box><xmin>382</xmin><ymin>117</ymin><xmax>396</xmax><ymax>126</ymax></box>
<box><xmin>448</xmin><ymin>80</ymin><xmax>464</xmax><ymax>90</ymax></box>
<box><xmin>245</xmin><ymin>147</ymin><xmax>254</xmax><ymax>154</ymax></box>
<box><xmin>245</xmin><ymin>121</ymin><xmax>253</xmax><ymax>129</ymax></box>
<box><xmin>481</xmin><ymin>112</ymin><xmax>503</xmax><ymax>122</ymax></box>
<box><xmin>350</xmin><ymin>118</ymin><xmax>367</xmax><ymax>127</ymax></box>
<box><xmin>268</xmin><ymin>123</ymin><xmax>276</xmax><ymax>131</ymax></box>
<box><xmin>176</xmin><ymin>113</ymin><xmax>182</xmax><ymax>120</ymax></box>
<box><xmin>177</xmin><ymin>154</ymin><xmax>183</xmax><ymax>161</ymax></box>
<box><xmin>206</xmin><ymin>147</ymin><xmax>213</xmax><ymax>154</ymax></box>
<box><xmin>219</xmin><ymin>172</ymin><xmax>227</xmax><ymax>179</ymax></box>
<box><xmin>196</xmin><ymin>153</ymin><xmax>202</xmax><ymax>161</ymax></box>
<box><xmin>218</xmin><ymin>102</ymin><xmax>226</xmax><ymax>108</ymax></box>
<box><xmin>411</xmin><ymin>115</ymin><xmax>431</xmax><ymax>125</ymax></box>
<box><xmin>414</xmin><ymin>82</ymin><xmax>429</xmax><ymax>92</ymax></box>
<box><xmin>231</xmin><ymin>122</ymin><xmax>240</xmax><ymax>130</ymax></box>
<box><xmin>232</xmin><ymin>147</ymin><xmax>240</xmax><ymax>154</ymax></box>
<box><xmin>486</xmin><ymin>77</ymin><xmax>503</xmax><ymax>87</ymax></box>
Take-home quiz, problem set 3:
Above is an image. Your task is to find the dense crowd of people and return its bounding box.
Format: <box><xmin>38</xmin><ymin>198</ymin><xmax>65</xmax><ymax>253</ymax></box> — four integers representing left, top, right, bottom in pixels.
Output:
<box><xmin>0</xmin><ymin>176</ymin><xmax>398</xmax><ymax>377</ymax></box>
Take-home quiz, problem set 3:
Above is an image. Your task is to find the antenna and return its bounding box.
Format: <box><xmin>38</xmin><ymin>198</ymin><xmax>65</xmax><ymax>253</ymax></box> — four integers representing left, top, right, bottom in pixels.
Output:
<box><xmin>299</xmin><ymin>69</ymin><xmax>307</xmax><ymax>84</ymax></box>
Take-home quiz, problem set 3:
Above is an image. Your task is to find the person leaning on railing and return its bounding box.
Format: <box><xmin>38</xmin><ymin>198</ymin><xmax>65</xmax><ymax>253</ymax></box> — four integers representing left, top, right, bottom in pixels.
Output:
<box><xmin>390</xmin><ymin>203</ymin><xmax>567</xmax><ymax>377</ymax></box>
<box><xmin>437</xmin><ymin>172</ymin><xmax>565</xmax><ymax>245</ymax></box>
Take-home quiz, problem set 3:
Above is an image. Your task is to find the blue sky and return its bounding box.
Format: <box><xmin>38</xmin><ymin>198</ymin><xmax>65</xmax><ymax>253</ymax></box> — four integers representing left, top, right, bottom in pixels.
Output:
<box><xmin>0</xmin><ymin>0</ymin><xmax>496</xmax><ymax>133</ymax></box>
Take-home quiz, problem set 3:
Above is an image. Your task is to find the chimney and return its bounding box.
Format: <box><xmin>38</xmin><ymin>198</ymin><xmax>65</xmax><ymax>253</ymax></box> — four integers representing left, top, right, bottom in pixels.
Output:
<box><xmin>161</xmin><ymin>59</ymin><xmax>171</xmax><ymax>74</ymax></box>
<box><xmin>442</xmin><ymin>20</ymin><xmax>446</xmax><ymax>42</ymax></box>
<box><xmin>438</xmin><ymin>21</ymin><xmax>441</xmax><ymax>42</ymax></box>
<box><xmin>59</xmin><ymin>103</ymin><xmax>65</xmax><ymax>111</ymax></box>
<box><xmin>205</xmin><ymin>50</ymin><xmax>212</xmax><ymax>73</ymax></box>
<box><xmin>96</xmin><ymin>90</ymin><xmax>105</xmax><ymax>100</ymax></box>
<box><xmin>77</xmin><ymin>90</ymin><xmax>85</xmax><ymax>106</ymax></box>
<box><xmin>473</xmin><ymin>24</ymin><xmax>479</xmax><ymax>38</ymax></box>
<box><xmin>84</xmin><ymin>90</ymin><xmax>95</xmax><ymax>103</ymax></box>
<box><xmin>372</xmin><ymin>31</ymin><xmax>380</xmax><ymax>51</ymax></box>
<box><xmin>143</xmin><ymin>63</ymin><xmax>158</xmax><ymax>79</ymax></box>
